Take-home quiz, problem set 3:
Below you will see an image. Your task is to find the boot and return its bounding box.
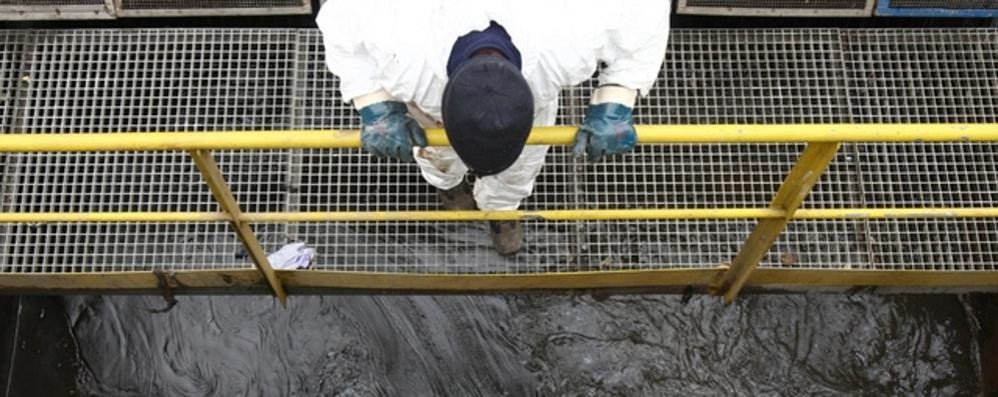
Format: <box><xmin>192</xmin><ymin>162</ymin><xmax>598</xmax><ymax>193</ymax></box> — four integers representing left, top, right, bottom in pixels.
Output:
<box><xmin>489</xmin><ymin>220</ymin><xmax>523</xmax><ymax>256</ymax></box>
<box><xmin>438</xmin><ymin>180</ymin><xmax>477</xmax><ymax>210</ymax></box>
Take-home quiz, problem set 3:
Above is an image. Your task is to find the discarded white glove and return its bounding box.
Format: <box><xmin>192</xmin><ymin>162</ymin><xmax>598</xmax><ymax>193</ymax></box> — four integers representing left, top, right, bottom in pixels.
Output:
<box><xmin>266</xmin><ymin>242</ymin><xmax>315</xmax><ymax>270</ymax></box>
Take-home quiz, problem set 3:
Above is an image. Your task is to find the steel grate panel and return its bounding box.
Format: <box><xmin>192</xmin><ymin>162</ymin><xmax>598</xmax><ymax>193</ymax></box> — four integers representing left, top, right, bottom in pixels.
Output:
<box><xmin>678</xmin><ymin>0</ymin><xmax>873</xmax><ymax>17</ymax></box>
<box><xmin>0</xmin><ymin>28</ymin><xmax>997</xmax><ymax>275</ymax></box>
<box><xmin>119</xmin><ymin>0</ymin><xmax>303</xmax><ymax>9</ymax></box>
<box><xmin>841</xmin><ymin>31</ymin><xmax>998</xmax><ymax>272</ymax></box>
<box><xmin>866</xmin><ymin>219</ymin><xmax>998</xmax><ymax>271</ymax></box>
<box><xmin>0</xmin><ymin>0</ymin><xmax>101</xmax><ymax>4</ymax></box>
<box><xmin>844</xmin><ymin>30</ymin><xmax>998</xmax><ymax>123</ymax></box>
<box><xmin>288</xmin><ymin>148</ymin><xmax>578</xmax><ymax>213</ymax></box>
<box><xmin>890</xmin><ymin>0</ymin><xmax>998</xmax><ymax>8</ymax></box>
<box><xmin>297</xmin><ymin>220</ymin><xmax>755</xmax><ymax>273</ymax></box>
<box><xmin>646</xmin><ymin>30</ymin><xmax>848</xmax><ymax>125</ymax></box>
<box><xmin>857</xmin><ymin>142</ymin><xmax>998</xmax><ymax>208</ymax></box>
<box><xmin>832</xmin><ymin>143</ymin><xmax>998</xmax><ymax>272</ymax></box>
<box><xmin>3</xmin><ymin>30</ymin><xmax>299</xmax><ymax>272</ymax></box>
<box><xmin>766</xmin><ymin>220</ymin><xmax>871</xmax><ymax>269</ymax></box>
<box><xmin>3</xmin><ymin>152</ymin><xmax>212</xmax><ymax>213</ymax></box>
<box><xmin>579</xmin><ymin>220</ymin><xmax>754</xmax><ymax>271</ymax></box>
<box><xmin>114</xmin><ymin>0</ymin><xmax>309</xmax><ymax>17</ymax></box>
<box><xmin>298</xmin><ymin>221</ymin><xmax>577</xmax><ymax>273</ymax></box>
<box><xmin>293</xmin><ymin>31</ymin><xmax>359</xmax><ymax>131</ymax></box>
<box><xmin>0</xmin><ymin>222</ymin><xmax>251</xmax><ymax>273</ymax></box>
<box><xmin>9</xmin><ymin>29</ymin><xmax>295</xmax><ymax>212</ymax></box>
<box><xmin>0</xmin><ymin>31</ymin><xmax>26</xmax><ymax>217</ymax></box>
<box><xmin>685</xmin><ymin>0</ymin><xmax>867</xmax><ymax>9</ymax></box>
<box><xmin>0</xmin><ymin>31</ymin><xmax>27</xmax><ymax>133</ymax></box>
<box><xmin>576</xmin><ymin>144</ymin><xmax>863</xmax><ymax>210</ymax></box>
<box><xmin>562</xmin><ymin>30</ymin><xmax>857</xmax><ymax>210</ymax></box>
<box><xmin>0</xmin><ymin>31</ymin><xmax>29</xmax><ymax>273</ymax></box>
<box><xmin>19</xmin><ymin>30</ymin><xmax>298</xmax><ymax>133</ymax></box>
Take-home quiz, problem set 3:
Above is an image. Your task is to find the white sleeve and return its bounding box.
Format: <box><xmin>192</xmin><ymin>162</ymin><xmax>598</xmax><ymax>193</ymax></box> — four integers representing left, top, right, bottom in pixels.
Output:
<box><xmin>534</xmin><ymin>97</ymin><xmax>559</xmax><ymax>127</ymax></box>
<box><xmin>316</xmin><ymin>1</ymin><xmax>382</xmax><ymax>102</ymax></box>
<box><xmin>597</xmin><ymin>1</ymin><xmax>672</xmax><ymax>96</ymax></box>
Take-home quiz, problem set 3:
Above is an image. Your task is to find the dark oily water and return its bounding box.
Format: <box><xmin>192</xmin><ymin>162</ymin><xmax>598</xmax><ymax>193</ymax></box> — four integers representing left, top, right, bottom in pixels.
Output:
<box><xmin>64</xmin><ymin>294</ymin><xmax>978</xmax><ymax>395</ymax></box>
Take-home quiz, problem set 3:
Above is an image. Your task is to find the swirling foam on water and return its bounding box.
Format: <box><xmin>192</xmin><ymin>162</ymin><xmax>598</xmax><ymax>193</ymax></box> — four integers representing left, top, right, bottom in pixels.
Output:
<box><xmin>64</xmin><ymin>293</ymin><xmax>977</xmax><ymax>395</ymax></box>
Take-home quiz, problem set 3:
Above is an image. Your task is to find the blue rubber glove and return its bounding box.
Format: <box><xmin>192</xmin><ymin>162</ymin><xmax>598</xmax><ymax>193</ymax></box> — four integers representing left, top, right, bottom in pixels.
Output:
<box><xmin>572</xmin><ymin>102</ymin><xmax>637</xmax><ymax>162</ymax></box>
<box><xmin>358</xmin><ymin>101</ymin><xmax>428</xmax><ymax>163</ymax></box>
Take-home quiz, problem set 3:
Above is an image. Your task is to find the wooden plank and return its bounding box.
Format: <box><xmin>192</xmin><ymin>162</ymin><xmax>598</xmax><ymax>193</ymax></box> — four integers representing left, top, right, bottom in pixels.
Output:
<box><xmin>711</xmin><ymin>142</ymin><xmax>842</xmax><ymax>302</ymax></box>
<box><xmin>279</xmin><ymin>268</ymin><xmax>998</xmax><ymax>291</ymax></box>
<box><xmin>0</xmin><ymin>269</ymin><xmax>264</xmax><ymax>290</ymax></box>
<box><xmin>278</xmin><ymin>268</ymin><xmax>726</xmax><ymax>291</ymax></box>
<box><xmin>189</xmin><ymin>150</ymin><xmax>287</xmax><ymax>304</ymax></box>
<box><xmin>748</xmin><ymin>268</ymin><xmax>998</xmax><ymax>287</ymax></box>
<box><xmin>2</xmin><ymin>268</ymin><xmax>998</xmax><ymax>293</ymax></box>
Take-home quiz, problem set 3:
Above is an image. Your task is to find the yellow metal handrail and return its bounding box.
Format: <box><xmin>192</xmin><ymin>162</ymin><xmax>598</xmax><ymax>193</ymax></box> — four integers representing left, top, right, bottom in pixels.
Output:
<box><xmin>2</xmin><ymin>124</ymin><xmax>997</xmax><ymax>153</ymax></box>
<box><xmin>2</xmin><ymin>123</ymin><xmax>997</xmax><ymax>301</ymax></box>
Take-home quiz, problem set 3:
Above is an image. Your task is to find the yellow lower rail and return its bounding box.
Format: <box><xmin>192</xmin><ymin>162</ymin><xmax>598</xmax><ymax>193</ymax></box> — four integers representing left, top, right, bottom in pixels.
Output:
<box><xmin>3</xmin><ymin>208</ymin><xmax>998</xmax><ymax>223</ymax></box>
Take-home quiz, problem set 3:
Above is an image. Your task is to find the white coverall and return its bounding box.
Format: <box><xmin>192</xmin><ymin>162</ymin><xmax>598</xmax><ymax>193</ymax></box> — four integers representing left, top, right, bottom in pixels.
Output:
<box><xmin>317</xmin><ymin>1</ymin><xmax>671</xmax><ymax>210</ymax></box>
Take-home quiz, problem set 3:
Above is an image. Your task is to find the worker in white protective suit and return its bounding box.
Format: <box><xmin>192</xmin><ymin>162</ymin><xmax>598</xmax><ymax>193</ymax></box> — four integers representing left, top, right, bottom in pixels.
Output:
<box><xmin>317</xmin><ymin>1</ymin><xmax>671</xmax><ymax>255</ymax></box>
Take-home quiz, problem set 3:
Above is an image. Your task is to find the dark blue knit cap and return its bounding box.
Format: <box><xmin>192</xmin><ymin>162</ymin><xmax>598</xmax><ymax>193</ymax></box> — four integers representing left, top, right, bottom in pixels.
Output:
<box><xmin>446</xmin><ymin>21</ymin><xmax>522</xmax><ymax>77</ymax></box>
<box><xmin>442</xmin><ymin>55</ymin><xmax>534</xmax><ymax>176</ymax></box>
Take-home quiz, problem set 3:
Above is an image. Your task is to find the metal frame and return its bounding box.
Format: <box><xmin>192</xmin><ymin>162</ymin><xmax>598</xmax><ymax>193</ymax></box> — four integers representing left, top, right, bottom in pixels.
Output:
<box><xmin>875</xmin><ymin>0</ymin><xmax>998</xmax><ymax>17</ymax></box>
<box><xmin>0</xmin><ymin>0</ymin><xmax>115</xmax><ymax>20</ymax></box>
<box><xmin>3</xmin><ymin>124</ymin><xmax>998</xmax><ymax>301</ymax></box>
<box><xmin>677</xmin><ymin>0</ymin><xmax>874</xmax><ymax>17</ymax></box>
<box><xmin>112</xmin><ymin>0</ymin><xmax>310</xmax><ymax>17</ymax></box>
<box><xmin>0</xmin><ymin>0</ymin><xmax>311</xmax><ymax>20</ymax></box>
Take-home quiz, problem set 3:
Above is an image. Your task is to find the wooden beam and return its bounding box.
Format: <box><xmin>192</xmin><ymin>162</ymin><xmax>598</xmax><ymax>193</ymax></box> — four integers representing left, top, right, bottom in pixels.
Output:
<box><xmin>2</xmin><ymin>268</ymin><xmax>998</xmax><ymax>293</ymax></box>
<box><xmin>0</xmin><ymin>269</ymin><xmax>264</xmax><ymax>290</ymax></box>
<box><xmin>278</xmin><ymin>268</ymin><xmax>998</xmax><ymax>291</ymax></box>
<box><xmin>278</xmin><ymin>268</ymin><xmax>726</xmax><ymax>290</ymax></box>
<box><xmin>710</xmin><ymin>142</ymin><xmax>842</xmax><ymax>303</ymax></box>
<box><xmin>189</xmin><ymin>150</ymin><xmax>288</xmax><ymax>304</ymax></box>
<box><xmin>746</xmin><ymin>268</ymin><xmax>998</xmax><ymax>287</ymax></box>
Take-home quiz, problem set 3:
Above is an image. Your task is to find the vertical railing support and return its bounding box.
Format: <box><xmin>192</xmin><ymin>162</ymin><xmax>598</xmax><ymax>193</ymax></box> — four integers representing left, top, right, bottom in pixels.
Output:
<box><xmin>710</xmin><ymin>142</ymin><xmax>841</xmax><ymax>303</ymax></box>
<box><xmin>189</xmin><ymin>150</ymin><xmax>288</xmax><ymax>305</ymax></box>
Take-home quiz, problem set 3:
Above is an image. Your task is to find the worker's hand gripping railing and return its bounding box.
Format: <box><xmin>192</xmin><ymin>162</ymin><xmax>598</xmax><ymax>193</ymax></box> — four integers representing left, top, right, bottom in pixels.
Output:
<box><xmin>2</xmin><ymin>124</ymin><xmax>998</xmax><ymax>302</ymax></box>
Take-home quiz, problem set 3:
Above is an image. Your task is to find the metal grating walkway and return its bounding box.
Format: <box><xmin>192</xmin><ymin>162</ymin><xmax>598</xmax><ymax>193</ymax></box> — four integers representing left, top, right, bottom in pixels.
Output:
<box><xmin>1</xmin><ymin>28</ymin><xmax>997</xmax><ymax>277</ymax></box>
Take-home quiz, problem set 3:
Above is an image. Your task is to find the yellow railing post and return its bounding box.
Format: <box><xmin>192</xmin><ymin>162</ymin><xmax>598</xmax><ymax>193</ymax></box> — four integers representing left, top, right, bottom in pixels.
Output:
<box><xmin>188</xmin><ymin>150</ymin><xmax>288</xmax><ymax>305</ymax></box>
<box><xmin>710</xmin><ymin>142</ymin><xmax>842</xmax><ymax>303</ymax></box>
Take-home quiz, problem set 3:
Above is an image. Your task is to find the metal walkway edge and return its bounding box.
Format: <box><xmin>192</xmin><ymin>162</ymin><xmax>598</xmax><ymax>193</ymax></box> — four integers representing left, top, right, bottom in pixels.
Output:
<box><xmin>1</xmin><ymin>28</ymin><xmax>998</xmax><ymax>300</ymax></box>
